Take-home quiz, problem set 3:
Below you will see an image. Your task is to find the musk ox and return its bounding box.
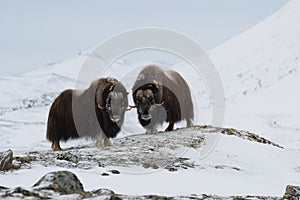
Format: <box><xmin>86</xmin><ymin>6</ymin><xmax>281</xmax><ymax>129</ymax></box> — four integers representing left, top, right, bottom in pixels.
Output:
<box><xmin>132</xmin><ymin>65</ymin><xmax>194</xmax><ymax>134</ymax></box>
<box><xmin>46</xmin><ymin>78</ymin><xmax>129</xmax><ymax>151</ymax></box>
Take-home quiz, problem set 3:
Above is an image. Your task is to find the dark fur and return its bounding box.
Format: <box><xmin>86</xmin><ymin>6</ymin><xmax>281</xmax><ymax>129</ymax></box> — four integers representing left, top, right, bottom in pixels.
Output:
<box><xmin>132</xmin><ymin>65</ymin><xmax>194</xmax><ymax>132</ymax></box>
<box><xmin>46</xmin><ymin>78</ymin><xmax>128</xmax><ymax>150</ymax></box>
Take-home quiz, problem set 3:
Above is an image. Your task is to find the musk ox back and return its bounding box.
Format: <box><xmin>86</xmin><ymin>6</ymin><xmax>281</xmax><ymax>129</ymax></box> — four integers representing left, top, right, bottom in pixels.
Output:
<box><xmin>46</xmin><ymin>78</ymin><xmax>128</xmax><ymax>151</ymax></box>
<box><xmin>132</xmin><ymin>65</ymin><xmax>194</xmax><ymax>134</ymax></box>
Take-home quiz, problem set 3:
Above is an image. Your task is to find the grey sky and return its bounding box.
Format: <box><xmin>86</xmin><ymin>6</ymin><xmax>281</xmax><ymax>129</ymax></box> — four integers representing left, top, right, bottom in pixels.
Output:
<box><xmin>0</xmin><ymin>0</ymin><xmax>289</xmax><ymax>76</ymax></box>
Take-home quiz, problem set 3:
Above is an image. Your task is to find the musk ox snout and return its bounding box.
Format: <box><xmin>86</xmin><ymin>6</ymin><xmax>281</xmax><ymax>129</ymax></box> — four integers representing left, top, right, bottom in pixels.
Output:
<box><xmin>135</xmin><ymin>89</ymin><xmax>158</xmax><ymax>119</ymax></box>
<box><xmin>104</xmin><ymin>91</ymin><xmax>127</xmax><ymax>123</ymax></box>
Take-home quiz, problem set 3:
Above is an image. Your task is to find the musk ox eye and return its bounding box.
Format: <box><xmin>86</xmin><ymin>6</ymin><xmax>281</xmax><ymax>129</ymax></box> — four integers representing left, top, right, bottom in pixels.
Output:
<box><xmin>106</xmin><ymin>100</ymin><xmax>112</xmax><ymax>109</ymax></box>
<box><xmin>151</xmin><ymin>98</ymin><xmax>155</xmax><ymax>104</ymax></box>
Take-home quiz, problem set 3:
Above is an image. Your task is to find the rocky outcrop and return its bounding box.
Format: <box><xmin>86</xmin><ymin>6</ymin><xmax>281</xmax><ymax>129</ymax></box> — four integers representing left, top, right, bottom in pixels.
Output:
<box><xmin>0</xmin><ymin>126</ymin><xmax>288</xmax><ymax>199</ymax></box>
<box><xmin>0</xmin><ymin>149</ymin><xmax>13</xmax><ymax>171</ymax></box>
<box><xmin>0</xmin><ymin>170</ymin><xmax>296</xmax><ymax>199</ymax></box>
<box><xmin>10</xmin><ymin>126</ymin><xmax>282</xmax><ymax>172</ymax></box>
<box><xmin>0</xmin><ymin>171</ymin><xmax>91</xmax><ymax>199</ymax></box>
<box><xmin>33</xmin><ymin>171</ymin><xmax>85</xmax><ymax>195</ymax></box>
<box><xmin>283</xmin><ymin>185</ymin><xmax>300</xmax><ymax>200</ymax></box>
<box><xmin>199</xmin><ymin>125</ymin><xmax>283</xmax><ymax>148</ymax></box>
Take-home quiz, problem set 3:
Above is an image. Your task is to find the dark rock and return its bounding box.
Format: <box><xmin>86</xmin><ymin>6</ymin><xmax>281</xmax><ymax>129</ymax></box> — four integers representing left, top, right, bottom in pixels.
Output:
<box><xmin>92</xmin><ymin>188</ymin><xmax>115</xmax><ymax>195</ymax></box>
<box><xmin>56</xmin><ymin>152</ymin><xmax>79</xmax><ymax>163</ymax></box>
<box><xmin>0</xmin><ymin>149</ymin><xmax>13</xmax><ymax>171</ymax></box>
<box><xmin>14</xmin><ymin>155</ymin><xmax>37</xmax><ymax>164</ymax></box>
<box><xmin>101</xmin><ymin>172</ymin><xmax>109</xmax><ymax>176</ymax></box>
<box><xmin>5</xmin><ymin>187</ymin><xmax>43</xmax><ymax>199</ymax></box>
<box><xmin>33</xmin><ymin>171</ymin><xmax>84</xmax><ymax>195</ymax></box>
<box><xmin>143</xmin><ymin>162</ymin><xmax>160</xmax><ymax>169</ymax></box>
<box><xmin>146</xmin><ymin>195</ymin><xmax>174</xmax><ymax>200</ymax></box>
<box><xmin>110</xmin><ymin>170</ymin><xmax>120</xmax><ymax>174</ymax></box>
<box><xmin>111</xmin><ymin>195</ymin><xmax>123</xmax><ymax>200</ymax></box>
<box><xmin>166</xmin><ymin>167</ymin><xmax>178</xmax><ymax>172</ymax></box>
<box><xmin>98</xmin><ymin>162</ymin><xmax>105</xmax><ymax>167</ymax></box>
<box><xmin>283</xmin><ymin>185</ymin><xmax>300</xmax><ymax>200</ymax></box>
<box><xmin>0</xmin><ymin>186</ymin><xmax>9</xmax><ymax>190</ymax></box>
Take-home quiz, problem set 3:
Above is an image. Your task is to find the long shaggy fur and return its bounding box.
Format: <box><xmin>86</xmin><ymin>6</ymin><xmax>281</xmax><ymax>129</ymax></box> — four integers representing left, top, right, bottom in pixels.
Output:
<box><xmin>132</xmin><ymin>65</ymin><xmax>194</xmax><ymax>133</ymax></box>
<box><xmin>46</xmin><ymin>78</ymin><xmax>128</xmax><ymax>150</ymax></box>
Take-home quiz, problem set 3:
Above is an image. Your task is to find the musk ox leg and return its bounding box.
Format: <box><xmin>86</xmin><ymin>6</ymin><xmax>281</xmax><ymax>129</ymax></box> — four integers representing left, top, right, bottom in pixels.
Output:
<box><xmin>95</xmin><ymin>132</ymin><xmax>104</xmax><ymax>148</ymax></box>
<box><xmin>51</xmin><ymin>140</ymin><xmax>62</xmax><ymax>151</ymax></box>
<box><xmin>146</xmin><ymin>124</ymin><xmax>158</xmax><ymax>134</ymax></box>
<box><xmin>187</xmin><ymin>119</ymin><xmax>193</xmax><ymax>128</ymax></box>
<box><xmin>165</xmin><ymin>122</ymin><xmax>174</xmax><ymax>132</ymax></box>
<box><xmin>104</xmin><ymin>136</ymin><xmax>112</xmax><ymax>147</ymax></box>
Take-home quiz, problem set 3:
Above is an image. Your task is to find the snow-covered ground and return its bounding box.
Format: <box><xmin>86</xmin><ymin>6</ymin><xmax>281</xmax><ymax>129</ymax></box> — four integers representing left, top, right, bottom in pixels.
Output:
<box><xmin>1</xmin><ymin>0</ymin><xmax>300</xmax><ymax>197</ymax></box>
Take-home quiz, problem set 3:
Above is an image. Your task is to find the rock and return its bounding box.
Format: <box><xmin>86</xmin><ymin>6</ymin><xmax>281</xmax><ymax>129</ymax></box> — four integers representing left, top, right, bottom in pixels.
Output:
<box><xmin>56</xmin><ymin>152</ymin><xmax>79</xmax><ymax>163</ymax></box>
<box><xmin>0</xmin><ymin>149</ymin><xmax>13</xmax><ymax>171</ymax></box>
<box><xmin>5</xmin><ymin>187</ymin><xmax>42</xmax><ymax>199</ymax></box>
<box><xmin>1</xmin><ymin>181</ymin><xmax>298</xmax><ymax>199</ymax></box>
<box><xmin>166</xmin><ymin>167</ymin><xmax>178</xmax><ymax>172</ymax></box>
<box><xmin>92</xmin><ymin>188</ymin><xmax>115</xmax><ymax>195</ymax></box>
<box><xmin>101</xmin><ymin>172</ymin><xmax>109</xmax><ymax>176</ymax></box>
<box><xmin>33</xmin><ymin>171</ymin><xmax>84</xmax><ymax>195</ymax></box>
<box><xmin>283</xmin><ymin>185</ymin><xmax>300</xmax><ymax>200</ymax></box>
<box><xmin>110</xmin><ymin>170</ymin><xmax>120</xmax><ymax>174</ymax></box>
<box><xmin>22</xmin><ymin>126</ymin><xmax>282</xmax><ymax>172</ymax></box>
<box><xmin>14</xmin><ymin>155</ymin><xmax>36</xmax><ymax>164</ymax></box>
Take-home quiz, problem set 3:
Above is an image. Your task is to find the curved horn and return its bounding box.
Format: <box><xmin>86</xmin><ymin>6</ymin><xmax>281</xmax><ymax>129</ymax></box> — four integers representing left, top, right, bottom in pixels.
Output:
<box><xmin>125</xmin><ymin>105</ymin><xmax>137</xmax><ymax>111</ymax></box>
<box><xmin>155</xmin><ymin>101</ymin><xmax>165</xmax><ymax>106</ymax></box>
<box><xmin>97</xmin><ymin>104</ymin><xmax>105</xmax><ymax>110</ymax></box>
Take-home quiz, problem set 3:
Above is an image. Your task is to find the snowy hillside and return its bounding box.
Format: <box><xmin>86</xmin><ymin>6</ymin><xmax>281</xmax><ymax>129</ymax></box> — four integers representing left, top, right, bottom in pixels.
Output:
<box><xmin>211</xmin><ymin>0</ymin><xmax>300</xmax><ymax>100</ymax></box>
<box><xmin>209</xmin><ymin>0</ymin><xmax>300</xmax><ymax>150</ymax></box>
<box><xmin>1</xmin><ymin>0</ymin><xmax>300</xmax><ymax>198</ymax></box>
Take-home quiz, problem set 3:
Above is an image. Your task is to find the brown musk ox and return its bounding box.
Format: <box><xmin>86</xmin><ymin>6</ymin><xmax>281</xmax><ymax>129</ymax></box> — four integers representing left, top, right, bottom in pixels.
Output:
<box><xmin>132</xmin><ymin>65</ymin><xmax>194</xmax><ymax>134</ymax></box>
<box><xmin>46</xmin><ymin>78</ymin><xmax>129</xmax><ymax>151</ymax></box>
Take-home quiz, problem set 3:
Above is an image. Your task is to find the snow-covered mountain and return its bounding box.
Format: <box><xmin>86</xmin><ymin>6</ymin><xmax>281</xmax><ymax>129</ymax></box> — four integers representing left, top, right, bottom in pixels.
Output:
<box><xmin>1</xmin><ymin>0</ymin><xmax>300</xmax><ymax>197</ymax></box>
<box><xmin>209</xmin><ymin>0</ymin><xmax>300</xmax><ymax>149</ymax></box>
<box><xmin>211</xmin><ymin>0</ymin><xmax>300</xmax><ymax>100</ymax></box>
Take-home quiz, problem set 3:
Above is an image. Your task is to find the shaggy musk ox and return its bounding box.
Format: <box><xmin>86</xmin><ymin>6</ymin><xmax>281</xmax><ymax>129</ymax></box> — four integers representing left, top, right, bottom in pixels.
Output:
<box><xmin>46</xmin><ymin>78</ymin><xmax>129</xmax><ymax>151</ymax></box>
<box><xmin>132</xmin><ymin>65</ymin><xmax>194</xmax><ymax>134</ymax></box>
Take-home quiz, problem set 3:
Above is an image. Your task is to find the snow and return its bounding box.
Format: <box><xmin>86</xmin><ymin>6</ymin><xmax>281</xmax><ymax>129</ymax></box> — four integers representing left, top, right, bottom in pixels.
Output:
<box><xmin>208</xmin><ymin>0</ymin><xmax>300</xmax><ymax>150</ymax></box>
<box><xmin>1</xmin><ymin>0</ymin><xmax>300</xmax><ymax>197</ymax></box>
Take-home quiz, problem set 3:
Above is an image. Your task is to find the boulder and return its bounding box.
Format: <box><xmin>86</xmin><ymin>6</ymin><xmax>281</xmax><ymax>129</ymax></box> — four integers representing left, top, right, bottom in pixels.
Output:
<box><xmin>283</xmin><ymin>185</ymin><xmax>300</xmax><ymax>200</ymax></box>
<box><xmin>33</xmin><ymin>171</ymin><xmax>84</xmax><ymax>195</ymax></box>
<box><xmin>0</xmin><ymin>149</ymin><xmax>13</xmax><ymax>171</ymax></box>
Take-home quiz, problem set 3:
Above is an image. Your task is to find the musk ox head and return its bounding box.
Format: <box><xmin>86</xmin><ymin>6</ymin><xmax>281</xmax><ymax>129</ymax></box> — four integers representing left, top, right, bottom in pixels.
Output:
<box><xmin>96</xmin><ymin>78</ymin><xmax>129</xmax><ymax>123</ymax></box>
<box><xmin>133</xmin><ymin>83</ymin><xmax>164</xmax><ymax>121</ymax></box>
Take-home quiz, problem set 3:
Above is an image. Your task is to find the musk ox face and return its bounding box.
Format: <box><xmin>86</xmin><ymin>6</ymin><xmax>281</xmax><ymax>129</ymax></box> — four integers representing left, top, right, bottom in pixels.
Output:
<box><xmin>96</xmin><ymin>81</ymin><xmax>128</xmax><ymax>124</ymax></box>
<box><xmin>105</xmin><ymin>91</ymin><xmax>127</xmax><ymax>123</ymax></box>
<box><xmin>134</xmin><ymin>84</ymin><xmax>163</xmax><ymax>121</ymax></box>
<box><xmin>135</xmin><ymin>89</ymin><xmax>155</xmax><ymax>120</ymax></box>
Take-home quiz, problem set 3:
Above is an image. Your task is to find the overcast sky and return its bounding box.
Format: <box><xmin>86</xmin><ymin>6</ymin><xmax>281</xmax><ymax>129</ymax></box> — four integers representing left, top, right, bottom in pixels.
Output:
<box><xmin>0</xmin><ymin>0</ymin><xmax>289</xmax><ymax>76</ymax></box>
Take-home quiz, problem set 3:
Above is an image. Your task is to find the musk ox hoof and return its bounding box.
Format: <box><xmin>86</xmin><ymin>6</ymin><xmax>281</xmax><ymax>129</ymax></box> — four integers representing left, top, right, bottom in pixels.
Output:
<box><xmin>146</xmin><ymin>129</ymin><xmax>158</xmax><ymax>134</ymax></box>
<box><xmin>96</xmin><ymin>138</ymin><xmax>112</xmax><ymax>147</ymax></box>
<box><xmin>95</xmin><ymin>141</ymin><xmax>104</xmax><ymax>148</ymax></box>
<box><xmin>52</xmin><ymin>141</ymin><xmax>63</xmax><ymax>151</ymax></box>
<box><xmin>164</xmin><ymin>122</ymin><xmax>174</xmax><ymax>132</ymax></box>
<box><xmin>95</xmin><ymin>133</ymin><xmax>104</xmax><ymax>148</ymax></box>
<box><xmin>187</xmin><ymin>119</ymin><xmax>193</xmax><ymax>128</ymax></box>
<box><xmin>104</xmin><ymin>138</ymin><xmax>112</xmax><ymax>147</ymax></box>
<box><xmin>52</xmin><ymin>147</ymin><xmax>63</xmax><ymax>151</ymax></box>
